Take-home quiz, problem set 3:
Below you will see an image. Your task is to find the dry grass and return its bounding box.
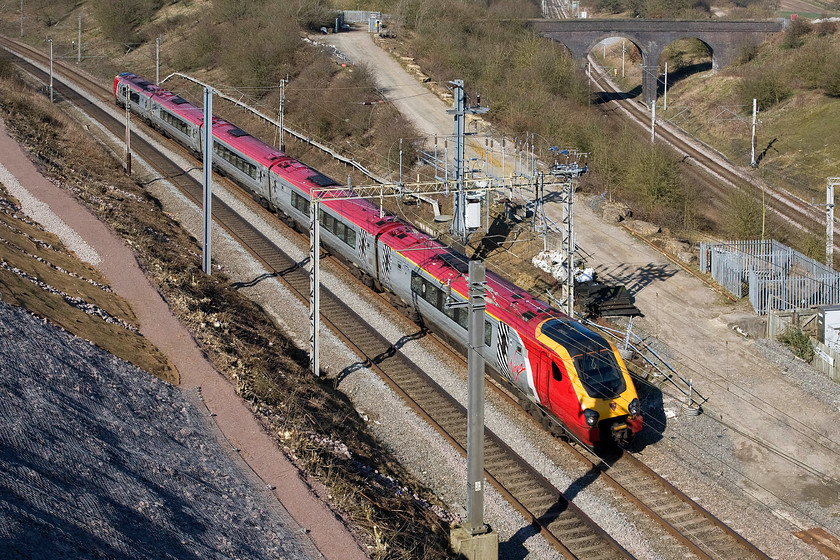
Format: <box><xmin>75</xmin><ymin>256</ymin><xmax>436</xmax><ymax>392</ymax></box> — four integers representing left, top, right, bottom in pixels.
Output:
<box><xmin>0</xmin><ymin>66</ymin><xmax>456</xmax><ymax>559</ymax></box>
<box><xmin>0</xmin><ymin>183</ymin><xmax>177</xmax><ymax>382</ymax></box>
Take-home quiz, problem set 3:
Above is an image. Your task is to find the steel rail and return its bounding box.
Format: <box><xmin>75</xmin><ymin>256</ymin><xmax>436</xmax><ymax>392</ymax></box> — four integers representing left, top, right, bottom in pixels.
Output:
<box><xmin>0</xmin><ymin>37</ymin><xmax>632</xmax><ymax>560</ymax></box>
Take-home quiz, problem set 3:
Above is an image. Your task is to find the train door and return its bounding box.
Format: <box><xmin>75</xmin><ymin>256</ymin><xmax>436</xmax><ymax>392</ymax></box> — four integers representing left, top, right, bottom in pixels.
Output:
<box><xmin>546</xmin><ymin>357</ymin><xmax>573</xmax><ymax>427</ymax></box>
<box><xmin>537</xmin><ymin>352</ymin><xmax>550</xmax><ymax>404</ymax></box>
<box><xmin>547</xmin><ymin>360</ymin><xmax>565</xmax><ymax>409</ymax></box>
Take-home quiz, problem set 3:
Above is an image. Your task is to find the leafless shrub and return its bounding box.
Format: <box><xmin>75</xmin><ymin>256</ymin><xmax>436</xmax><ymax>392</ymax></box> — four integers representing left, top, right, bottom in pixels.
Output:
<box><xmin>92</xmin><ymin>0</ymin><xmax>162</xmax><ymax>45</ymax></box>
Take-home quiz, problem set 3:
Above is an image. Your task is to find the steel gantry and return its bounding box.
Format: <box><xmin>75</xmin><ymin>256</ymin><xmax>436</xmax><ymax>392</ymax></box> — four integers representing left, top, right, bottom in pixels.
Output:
<box><xmin>305</xmin><ymin>174</ymin><xmax>558</xmax><ymax>377</ymax></box>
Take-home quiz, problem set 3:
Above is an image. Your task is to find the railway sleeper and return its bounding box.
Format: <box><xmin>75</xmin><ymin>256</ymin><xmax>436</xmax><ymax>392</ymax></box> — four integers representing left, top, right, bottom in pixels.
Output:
<box><xmin>513</xmin><ymin>486</ymin><xmax>552</xmax><ymax>503</ymax></box>
<box><xmin>546</xmin><ymin>514</ymin><xmax>584</xmax><ymax>529</ymax></box>
<box><xmin>560</xmin><ymin>533</ymin><xmax>603</xmax><ymax>547</ymax></box>
<box><xmin>677</xmin><ymin>518</ymin><xmax>713</xmax><ymax>532</ymax></box>
<box><xmin>502</xmin><ymin>473</ymin><xmax>535</xmax><ymax>487</ymax></box>
<box><xmin>571</xmin><ymin>543</ymin><xmax>617</xmax><ymax>558</ymax></box>
<box><xmin>527</xmin><ymin>493</ymin><xmax>560</xmax><ymax>508</ymax></box>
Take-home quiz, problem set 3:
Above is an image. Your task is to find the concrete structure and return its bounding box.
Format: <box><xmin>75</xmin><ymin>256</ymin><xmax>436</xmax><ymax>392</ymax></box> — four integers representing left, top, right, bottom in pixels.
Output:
<box><xmin>450</xmin><ymin>526</ymin><xmax>499</xmax><ymax>559</ymax></box>
<box><xmin>529</xmin><ymin>19</ymin><xmax>785</xmax><ymax>105</ymax></box>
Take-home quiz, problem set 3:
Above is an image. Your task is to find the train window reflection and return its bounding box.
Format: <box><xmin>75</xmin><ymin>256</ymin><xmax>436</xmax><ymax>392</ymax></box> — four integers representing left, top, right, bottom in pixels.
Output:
<box><xmin>540</xmin><ymin>318</ymin><xmax>625</xmax><ymax>399</ymax></box>
<box><xmin>572</xmin><ymin>350</ymin><xmax>625</xmax><ymax>399</ymax></box>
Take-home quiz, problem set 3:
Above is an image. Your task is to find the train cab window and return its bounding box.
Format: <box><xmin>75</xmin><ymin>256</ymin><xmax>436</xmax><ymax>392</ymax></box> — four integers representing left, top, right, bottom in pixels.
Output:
<box><xmin>552</xmin><ymin>361</ymin><xmax>562</xmax><ymax>382</ymax></box>
<box><xmin>539</xmin><ymin>318</ymin><xmax>626</xmax><ymax>399</ymax></box>
<box><xmin>573</xmin><ymin>351</ymin><xmax>625</xmax><ymax>399</ymax></box>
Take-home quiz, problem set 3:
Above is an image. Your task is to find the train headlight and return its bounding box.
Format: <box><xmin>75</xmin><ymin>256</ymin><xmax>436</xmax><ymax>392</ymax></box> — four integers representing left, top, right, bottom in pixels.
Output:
<box><xmin>628</xmin><ymin>398</ymin><xmax>641</xmax><ymax>418</ymax></box>
<box><xmin>583</xmin><ymin>408</ymin><xmax>599</xmax><ymax>427</ymax></box>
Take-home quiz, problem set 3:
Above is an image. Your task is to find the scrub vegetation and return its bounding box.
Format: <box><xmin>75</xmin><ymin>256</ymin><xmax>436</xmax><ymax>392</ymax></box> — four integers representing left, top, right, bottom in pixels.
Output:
<box><xmin>3</xmin><ymin>0</ymin><xmax>840</xmax><ymax>551</ymax></box>
<box><xmin>0</xmin><ymin>59</ymin><xmax>455</xmax><ymax>559</ymax></box>
<box><xmin>663</xmin><ymin>16</ymin><xmax>840</xmax><ymax>223</ymax></box>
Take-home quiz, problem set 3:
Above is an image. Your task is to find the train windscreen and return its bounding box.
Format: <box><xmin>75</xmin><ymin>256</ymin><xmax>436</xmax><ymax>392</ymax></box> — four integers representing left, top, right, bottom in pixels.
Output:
<box><xmin>540</xmin><ymin>319</ymin><xmax>626</xmax><ymax>399</ymax></box>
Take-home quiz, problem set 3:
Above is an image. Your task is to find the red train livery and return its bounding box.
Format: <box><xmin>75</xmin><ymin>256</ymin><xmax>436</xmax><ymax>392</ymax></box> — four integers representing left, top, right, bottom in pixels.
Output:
<box><xmin>115</xmin><ymin>72</ymin><xmax>643</xmax><ymax>447</ymax></box>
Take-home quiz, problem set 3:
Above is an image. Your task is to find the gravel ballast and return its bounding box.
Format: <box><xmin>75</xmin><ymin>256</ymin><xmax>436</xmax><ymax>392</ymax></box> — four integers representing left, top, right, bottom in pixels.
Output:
<box><xmin>11</xmin><ymin>62</ymin><xmax>840</xmax><ymax>559</ymax></box>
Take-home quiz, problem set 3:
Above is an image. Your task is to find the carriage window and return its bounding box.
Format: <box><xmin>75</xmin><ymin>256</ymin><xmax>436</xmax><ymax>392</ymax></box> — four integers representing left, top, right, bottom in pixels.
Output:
<box><xmin>317</xmin><ymin>209</ymin><xmax>356</xmax><ymax>249</ymax></box>
<box><xmin>484</xmin><ymin>320</ymin><xmax>492</xmax><ymax>346</ymax></box>
<box><xmin>411</xmin><ymin>272</ymin><xmax>424</xmax><ymax>296</ymax></box>
<box><xmin>410</xmin><ymin>272</ymin><xmax>450</xmax><ymax>320</ymax></box>
<box><xmin>444</xmin><ymin>304</ymin><xmax>467</xmax><ymax>329</ymax></box>
<box><xmin>291</xmin><ymin>190</ymin><xmax>309</xmax><ymax>216</ymax></box>
<box><xmin>160</xmin><ymin>110</ymin><xmax>190</xmax><ymax>136</ymax></box>
<box><xmin>213</xmin><ymin>141</ymin><xmax>257</xmax><ymax>179</ymax></box>
<box><xmin>129</xmin><ymin>91</ymin><xmax>140</xmax><ymax>104</ymax></box>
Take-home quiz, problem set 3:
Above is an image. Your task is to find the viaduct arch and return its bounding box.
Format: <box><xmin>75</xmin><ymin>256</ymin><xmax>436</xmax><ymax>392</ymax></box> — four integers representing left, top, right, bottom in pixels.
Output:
<box><xmin>529</xmin><ymin>19</ymin><xmax>785</xmax><ymax>105</ymax></box>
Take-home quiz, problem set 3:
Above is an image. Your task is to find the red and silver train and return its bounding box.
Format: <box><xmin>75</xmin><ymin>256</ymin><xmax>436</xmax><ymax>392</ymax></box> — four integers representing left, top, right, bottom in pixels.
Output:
<box><xmin>114</xmin><ymin>72</ymin><xmax>643</xmax><ymax>447</ymax></box>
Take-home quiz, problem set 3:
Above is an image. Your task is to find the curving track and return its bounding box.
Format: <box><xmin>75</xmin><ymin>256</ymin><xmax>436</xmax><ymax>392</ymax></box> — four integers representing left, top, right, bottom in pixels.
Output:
<box><xmin>0</xmin><ymin>35</ymin><xmax>635</xmax><ymax>560</ymax></box>
<box><xmin>586</xmin><ymin>50</ymin><xmax>837</xmax><ymax>249</ymax></box>
<box><xmin>0</xmin><ymin>34</ymin><xmax>771</xmax><ymax>559</ymax></box>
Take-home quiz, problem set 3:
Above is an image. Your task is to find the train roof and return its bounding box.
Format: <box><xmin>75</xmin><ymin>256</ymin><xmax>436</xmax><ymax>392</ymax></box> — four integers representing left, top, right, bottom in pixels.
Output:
<box><xmin>153</xmin><ymin>89</ymin><xmax>205</xmax><ymax>126</ymax></box>
<box><xmin>212</xmin><ymin>119</ymin><xmax>286</xmax><ymax>167</ymax></box>
<box><xmin>117</xmin><ymin>72</ymin><xmax>160</xmax><ymax>94</ymax></box>
<box><xmin>375</xmin><ymin>221</ymin><xmax>561</xmax><ymax>339</ymax></box>
<box><xmin>115</xmin><ymin>72</ymin><xmax>568</xmax><ymax>348</ymax></box>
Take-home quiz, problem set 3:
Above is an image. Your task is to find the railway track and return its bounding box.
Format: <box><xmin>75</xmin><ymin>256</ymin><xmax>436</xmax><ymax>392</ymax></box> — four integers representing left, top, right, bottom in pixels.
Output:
<box><xmin>0</xmin><ymin>36</ymin><xmax>633</xmax><ymax>560</ymax></box>
<box><xmin>586</xmin><ymin>51</ymin><xmax>838</xmax><ymax>251</ymax></box>
<box><xmin>0</xmin><ymin>35</ymin><xmax>772</xmax><ymax>559</ymax></box>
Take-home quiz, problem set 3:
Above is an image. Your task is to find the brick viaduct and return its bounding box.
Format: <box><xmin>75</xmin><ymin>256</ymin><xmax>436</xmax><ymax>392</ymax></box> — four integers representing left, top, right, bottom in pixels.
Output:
<box><xmin>529</xmin><ymin>19</ymin><xmax>785</xmax><ymax>105</ymax></box>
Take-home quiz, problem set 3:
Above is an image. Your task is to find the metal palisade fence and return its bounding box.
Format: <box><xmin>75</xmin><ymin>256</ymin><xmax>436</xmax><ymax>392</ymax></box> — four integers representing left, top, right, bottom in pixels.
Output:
<box><xmin>699</xmin><ymin>239</ymin><xmax>840</xmax><ymax>314</ymax></box>
<box><xmin>341</xmin><ymin>10</ymin><xmax>384</xmax><ymax>23</ymax></box>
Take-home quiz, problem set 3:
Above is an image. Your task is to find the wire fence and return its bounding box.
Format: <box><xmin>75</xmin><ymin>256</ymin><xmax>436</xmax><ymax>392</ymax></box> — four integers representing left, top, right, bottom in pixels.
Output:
<box><xmin>699</xmin><ymin>239</ymin><xmax>840</xmax><ymax>314</ymax></box>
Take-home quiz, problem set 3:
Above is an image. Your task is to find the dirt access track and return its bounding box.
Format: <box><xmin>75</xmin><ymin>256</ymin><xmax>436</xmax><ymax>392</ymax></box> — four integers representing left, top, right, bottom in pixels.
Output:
<box><xmin>322</xmin><ymin>28</ymin><xmax>840</xmax><ymax>527</ymax></box>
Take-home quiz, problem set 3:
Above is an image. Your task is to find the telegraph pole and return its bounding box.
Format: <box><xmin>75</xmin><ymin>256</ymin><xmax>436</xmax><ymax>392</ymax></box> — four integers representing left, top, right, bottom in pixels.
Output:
<box><xmin>450</xmin><ymin>260</ymin><xmax>498</xmax><ymax>557</ymax></box>
<box><xmin>124</xmin><ymin>102</ymin><xmax>131</xmax><ymax>175</ymax></box>
<box><xmin>750</xmin><ymin>99</ymin><xmax>758</xmax><ymax>168</ymax></box>
<box><xmin>279</xmin><ymin>77</ymin><xmax>286</xmax><ymax>151</ymax></box>
<box><xmin>155</xmin><ymin>36</ymin><xmax>160</xmax><ymax>85</ymax></box>
<box><xmin>663</xmin><ymin>62</ymin><xmax>668</xmax><ymax>111</ymax></box>
<box><xmin>828</xmin><ymin>178</ymin><xmax>840</xmax><ymax>267</ymax></box>
<box><xmin>310</xmin><ymin>199</ymin><xmax>320</xmax><ymax>377</ymax></box>
<box><xmin>551</xmin><ymin>155</ymin><xmax>587</xmax><ymax>316</ymax></box>
<box><xmin>77</xmin><ymin>14</ymin><xmax>81</xmax><ymax>63</ymax></box>
<box><xmin>622</xmin><ymin>41</ymin><xmax>625</xmax><ymax>78</ymax></box>
<box><xmin>202</xmin><ymin>87</ymin><xmax>213</xmax><ymax>275</ymax></box>
<box><xmin>448</xmin><ymin>80</ymin><xmax>488</xmax><ymax>241</ymax></box>
<box><xmin>650</xmin><ymin>100</ymin><xmax>656</xmax><ymax>143</ymax></box>
<box><xmin>20</xmin><ymin>0</ymin><xmax>23</xmax><ymax>37</ymax></box>
<box><xmin>48</xmin><ymin>38</ymin><xmax>53</xmax><ymax>103</ymax></box>
<box><xmin>466</xmin><ymin>260</ymin><xmax>488</xmax><ymax>535</ymax></box>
